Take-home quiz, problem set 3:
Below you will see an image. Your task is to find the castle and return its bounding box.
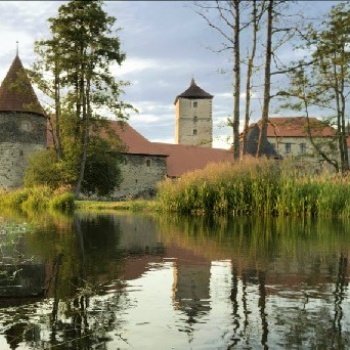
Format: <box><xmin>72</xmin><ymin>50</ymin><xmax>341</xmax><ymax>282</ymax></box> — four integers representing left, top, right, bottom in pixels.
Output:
<box><xmin>0</xmin><ymin>55</ymin><xmax>232</xmax><ymax>197</ymax></box>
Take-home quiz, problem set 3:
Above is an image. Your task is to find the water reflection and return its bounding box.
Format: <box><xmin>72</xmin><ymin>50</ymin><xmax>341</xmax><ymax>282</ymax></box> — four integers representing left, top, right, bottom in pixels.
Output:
<box><xmin>0</xmin><ymin>212</ymin><xmax>349</xmax><ymax>349</ymax></box>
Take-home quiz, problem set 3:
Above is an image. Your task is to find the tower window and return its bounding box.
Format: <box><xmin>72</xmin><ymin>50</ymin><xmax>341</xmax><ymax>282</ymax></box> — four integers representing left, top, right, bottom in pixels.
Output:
<box><xmin>21</xmin><ymin>121</ymin><xmax>30</xmax><ymax>132</ymax></box>
<box><xmin>146</xmin><ymin>159</ymin><xmax>151</xmax><ymax>167</ymax></box>
<box><xmin>193</xmin><ymin>101</ymin><xmax>198</xmax><ymax>108</ymax></box>
<box><xmin>193</xmin><ymin>129</ymin><xmax>197</xmax><ymax>135</ymax></box>
<box><xmin>193</xmin><ymin>116</ymin><xmax>198</xmax><ymax>123</ymax></box>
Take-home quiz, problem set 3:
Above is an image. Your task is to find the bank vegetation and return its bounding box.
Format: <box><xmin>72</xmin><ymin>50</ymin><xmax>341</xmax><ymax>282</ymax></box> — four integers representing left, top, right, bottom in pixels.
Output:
<box><xmin>157</xmin><ymin>157</ymin><xmax>350</xmax><ymax>217</ymax></box>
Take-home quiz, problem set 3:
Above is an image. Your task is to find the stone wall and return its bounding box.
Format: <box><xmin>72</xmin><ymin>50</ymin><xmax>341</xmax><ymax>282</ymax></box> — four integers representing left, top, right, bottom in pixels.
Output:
<box><xmin>0</xmin><ymin>142</ymin><xmax>45</xmax><ymax>188</ymax></box>
<box><xmin>112</xmin><ymin>153</ymin><xmax>168</xmax><ymax>199</ymax></box>
<box><xmin>0</xmin><ymin>112</ymin><xmax>46</xmax><ymax>144</ymax></box>
<box><xmin>0</xmin><ymin>112</ymin><xmax>47</xmax><ymax>189</ymax></box>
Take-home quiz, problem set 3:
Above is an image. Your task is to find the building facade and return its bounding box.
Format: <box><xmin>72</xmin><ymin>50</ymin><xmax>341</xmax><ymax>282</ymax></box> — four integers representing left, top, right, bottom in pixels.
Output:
<box><xmin>175</xmin><ymin>78</ymin><xmax>213</xmax><ymax>148</ymax></box>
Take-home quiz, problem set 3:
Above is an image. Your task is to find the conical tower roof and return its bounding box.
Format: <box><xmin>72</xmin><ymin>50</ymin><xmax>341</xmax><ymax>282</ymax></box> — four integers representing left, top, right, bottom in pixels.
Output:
<box><xmin>175</xmin><ymin>78</ymin><xmax>213</xmax><ymax>104</ymax></box>
<box><xmin>0</xmin><ymin>55</ymin><xmax>45</xmax><ymax>116</ymax></box>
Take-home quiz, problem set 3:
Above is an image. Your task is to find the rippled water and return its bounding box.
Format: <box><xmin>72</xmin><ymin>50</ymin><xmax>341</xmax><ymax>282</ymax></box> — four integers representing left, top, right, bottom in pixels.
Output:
<box><xmin>0</xmin><ymin>213</ymin><xmax>349</xmax><ymax>349</ymax></box>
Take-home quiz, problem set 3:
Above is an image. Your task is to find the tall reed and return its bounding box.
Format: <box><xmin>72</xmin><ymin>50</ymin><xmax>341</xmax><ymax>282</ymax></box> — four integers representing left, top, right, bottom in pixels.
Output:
<box><xmin>157</xmin><ymin>158</ymin><xmax>350</xmax><ymax>217</ymax></box>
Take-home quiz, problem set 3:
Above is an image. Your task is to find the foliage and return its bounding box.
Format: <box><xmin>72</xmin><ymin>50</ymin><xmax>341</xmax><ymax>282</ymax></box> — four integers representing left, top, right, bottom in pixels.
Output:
<box><xmin>0</xmin><ymin>186</ymin><xmax>75</xmax><ymax>214</ymax></box>
<box><xmin>280</xmin><ymin>2</ymin><xmax>350</xmax><ymax>173</ymax></box>
<box><xmin>24</xmin><ymin>149</ymin><xmax>64</xmax><ymax>189</ymax></box>
<box><xmin>32</xmin><ymin>0</ymin><xmax>133</xmax><ymax>196</ymax></box>
<box><xmin>81</xmin><ymin>137</ymin><xmax>122</xmax><ymax>196</ymax></box>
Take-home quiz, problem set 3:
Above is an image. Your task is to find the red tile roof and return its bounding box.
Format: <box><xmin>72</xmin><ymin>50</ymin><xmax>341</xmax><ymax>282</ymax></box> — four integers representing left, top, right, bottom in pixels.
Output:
<box><xmin>105</xmin><ymin>120</ymin><xmax>233</xmax><ymax>177</ymax></box>
<box><xmin>263</xmin><ymin>117</ymin><xmax>336</xmax><ymax>138</ymax></box>
<box><xmin>152</xmin><ymin>142</ymin><xmax>233</xmax><ymax>177</ymax></box>
<box><xmin>0</xmin><ymin>55</ymin><xmax>45</xmax><ymax>116</ymax></box>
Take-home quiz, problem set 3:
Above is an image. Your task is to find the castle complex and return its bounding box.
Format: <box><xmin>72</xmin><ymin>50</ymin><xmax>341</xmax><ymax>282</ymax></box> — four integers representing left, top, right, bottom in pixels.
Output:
<box><xmin>0</xmin><ymin>56</ymin><xmax>232</xmax><ymax>197</ymax></box>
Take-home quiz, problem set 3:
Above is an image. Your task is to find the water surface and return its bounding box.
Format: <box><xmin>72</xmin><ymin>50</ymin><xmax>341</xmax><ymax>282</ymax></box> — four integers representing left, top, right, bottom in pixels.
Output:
<box><xmin>0</xmin><ymin>212</ymin><xmax>349</xmax><ymax>349</ymax></box>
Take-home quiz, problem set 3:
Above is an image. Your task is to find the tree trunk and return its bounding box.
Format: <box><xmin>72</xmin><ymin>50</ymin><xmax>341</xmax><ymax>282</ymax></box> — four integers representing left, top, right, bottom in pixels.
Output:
<box><xmin>243</xmin><ymin>0</ymin><xmax>259</xmax><ymax>156</ymax></box>
<box><xmin>233</xmin><ymin>0</ymin><xmax>241</xmax><ymax>160</ymax></box>
<box><xmin>257</xmin><ymin>0</ymin><xmax>273</xmax><ymax>157</ymax></box>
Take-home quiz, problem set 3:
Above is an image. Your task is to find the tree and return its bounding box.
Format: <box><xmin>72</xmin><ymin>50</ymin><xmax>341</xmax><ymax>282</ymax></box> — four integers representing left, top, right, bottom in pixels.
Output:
<box><xmin>24</xmin><ymin>149</ymin><xmax>63</xmax><ymax>189</ymax></box>
<box><xmin>242</xmin><ymin>0</ymin><xmax>265</xmax><ymax>155</ymax></box>
<box><xmin>281</xmin><ymin>2</ymin><xmax>350</xmax><ymax>173</ymax></box>
<box><xmin>195</xmin><ymin>0</ymin><xmax>245</xmax><ymax>159</ymax></box>
<box><xmin>81</xmin><ymin>136</ymin><xmax>123</xmax><ymax>197</ymax></box>
<box><xmin>256</xmin><ymin>0</ymin><xmax>296</xmax><ymax>157</ymax></box>
<box><xmin>195</xmin><ymin>0</ymin><xmax>297</xmax><ymax>158</ymax></box>
<box><xmin>34</xmin><ymin>0</ymin><xmax>132</xmax><ymax>196</ymax></box>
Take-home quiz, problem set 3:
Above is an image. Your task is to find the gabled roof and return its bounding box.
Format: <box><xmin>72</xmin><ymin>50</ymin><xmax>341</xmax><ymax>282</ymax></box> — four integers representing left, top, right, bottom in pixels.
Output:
<box><xmin>0</xmin><ymin>55</ymin><xmax>45</xmax><ymax>116</ymax></box>
<box><xmin>262</xmin><ymin>117</ymin><xmax>336</xmax><ymax>138</ymax></box>
<box><xmin>106</xmin><ymin>120</ymin><xmax>166</xmax><ymax>156</ymax></box>
<box><xmin>243</xmin><ymin>123</ymin><xmax>280</xmax><ymax>159</ymax></box>
<box><xmin>174</xmin><ymin>78</ymin><xmax>213</xmax><ymax>104</ymax></box>
<box><xmin>105</xmin><ymin>120</ymin><xmax>233</xmax><ymax>177</ymax></box>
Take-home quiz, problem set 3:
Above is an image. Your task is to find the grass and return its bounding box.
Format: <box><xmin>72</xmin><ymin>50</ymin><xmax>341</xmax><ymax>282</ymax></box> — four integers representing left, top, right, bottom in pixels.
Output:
<box><xmin>75</xmin><ymin>199</ymin><xmax>160</xmax><ymax>213</ymax></box>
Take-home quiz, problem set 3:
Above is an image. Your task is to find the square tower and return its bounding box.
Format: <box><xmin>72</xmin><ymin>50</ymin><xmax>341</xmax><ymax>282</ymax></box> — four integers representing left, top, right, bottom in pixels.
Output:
<box><xmin>174</xmin><ymin>79</ymin><xmax>213</xmax><ymax>148</ymax></box>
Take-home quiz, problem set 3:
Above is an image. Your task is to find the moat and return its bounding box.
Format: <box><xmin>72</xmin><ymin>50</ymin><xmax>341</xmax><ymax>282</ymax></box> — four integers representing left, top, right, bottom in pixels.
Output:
<box><xmin>0</xmin><ymin>212</ymin><xmax>349</xmax><ymax>349</ymax></box>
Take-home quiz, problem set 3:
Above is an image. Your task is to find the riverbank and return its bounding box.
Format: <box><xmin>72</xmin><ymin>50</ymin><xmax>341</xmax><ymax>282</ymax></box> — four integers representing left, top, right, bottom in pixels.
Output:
<box><xmin>75</xmin><ymin>199</ymin><xmax>160</xmax><ymax>213</ymax></box>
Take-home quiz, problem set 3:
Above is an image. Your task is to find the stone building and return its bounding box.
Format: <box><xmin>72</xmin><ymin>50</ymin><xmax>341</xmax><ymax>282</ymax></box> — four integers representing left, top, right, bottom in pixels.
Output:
<box><xmin>108</xmin><ymin>121</ymin><xmax>232</xmax><ymax>199</ymax></box>
<box><xmin>175</xmin><ymin>78</ymin><xmax>213</xmax><ymax>148</ymax></box>
<box><xmin>0</xmin><ymin>55</ymin><xmax>47</xmax><ymax>189</ymax></box>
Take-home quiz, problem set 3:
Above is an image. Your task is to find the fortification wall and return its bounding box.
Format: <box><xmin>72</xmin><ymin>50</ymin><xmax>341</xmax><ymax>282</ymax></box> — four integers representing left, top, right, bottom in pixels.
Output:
<box><xmin>0</xmin><ymin>112</ymin><xmax>47</xmax><ymax>189</ymax></box>
<box><xmin>0</xmin><ymin>142</ymin><xmax>45</xmax><ymax>189</ymax></box>
<box><xmin>113</xmin><ymin>154</ymin><xmax>167</xmax><ymax>199</ymax></box>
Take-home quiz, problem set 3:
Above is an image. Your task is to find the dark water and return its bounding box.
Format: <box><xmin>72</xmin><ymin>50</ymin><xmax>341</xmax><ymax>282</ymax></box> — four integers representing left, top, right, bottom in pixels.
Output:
<box><xmin>0</xmin><ymin>212</ymin><xmax>349</xmax><ymax>349</ymax></box>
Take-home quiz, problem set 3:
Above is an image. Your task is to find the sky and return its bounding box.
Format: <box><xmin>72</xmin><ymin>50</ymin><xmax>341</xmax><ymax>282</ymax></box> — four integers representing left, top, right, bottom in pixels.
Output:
<box><xmin>0</xmin><ymin>1</ymin><xmax>340</xmax><ymax>149</ymax></box>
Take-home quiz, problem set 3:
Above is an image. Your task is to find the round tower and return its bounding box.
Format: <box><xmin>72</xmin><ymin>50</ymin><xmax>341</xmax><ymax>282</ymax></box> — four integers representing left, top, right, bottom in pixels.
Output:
<box><xmin>0</xmin><ymin>55</ymin><xmax>47</xmax><ymax>189</ymax></box>
<box><xmin>174</xmin><ymin>78</ymin><xmax>213</xmax><ymax>148</ymax></box>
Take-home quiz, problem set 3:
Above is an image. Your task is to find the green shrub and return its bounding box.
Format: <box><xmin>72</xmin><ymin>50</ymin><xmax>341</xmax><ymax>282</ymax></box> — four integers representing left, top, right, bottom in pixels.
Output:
<box><xmin>49</xmin><ymin>192</ymin><xmax>75</xmax><ymax>212</ymax></box>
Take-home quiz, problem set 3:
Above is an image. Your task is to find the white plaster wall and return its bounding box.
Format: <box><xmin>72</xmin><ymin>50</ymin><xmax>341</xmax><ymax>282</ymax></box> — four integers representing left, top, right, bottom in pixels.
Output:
<box><xmin>175</xmin><ymin>98</ymin><xmax>212</xmax><ymax>147</ymax></box>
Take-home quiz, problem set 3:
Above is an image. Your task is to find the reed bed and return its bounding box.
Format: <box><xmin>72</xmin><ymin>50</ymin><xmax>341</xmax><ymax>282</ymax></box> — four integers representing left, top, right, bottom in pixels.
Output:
<box><xmin>157</xmin><ymin>157</ymin><xmax>350</xmax><ymax>217</ymax></box>
<box><xmin>0</xmin><ymin>186</ymin><xmax>75</xmax><ymax>213</ymax></box>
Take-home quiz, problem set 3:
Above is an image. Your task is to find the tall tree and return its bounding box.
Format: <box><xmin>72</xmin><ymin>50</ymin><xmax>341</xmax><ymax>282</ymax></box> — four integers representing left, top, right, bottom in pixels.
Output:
<box><xmin>242</xmin><ymin>0</ymin><xmax>265</xmax><ymax>155</ymax></box>
<box><xmin>195</xmin><ymin>0</ymin><xmax>245</xmax><ymax>159</ymax></box>
<box><xmin>281</xmin><ymin>2</ymin><xmax>350</xmax><ymax>173</ymax></box>
<box><xmin>35</xmin><ymin>0</ymin><xmax>131</xmax><ymax>196</ymax></box>
<box><xmin>256</xmin><ymin>0</ymin><xmax>295</xmax><ymax>157</ymax></box>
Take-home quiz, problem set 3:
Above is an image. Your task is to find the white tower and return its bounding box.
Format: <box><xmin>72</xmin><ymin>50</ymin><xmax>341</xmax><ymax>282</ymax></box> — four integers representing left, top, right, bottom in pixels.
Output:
<box><xmin>175</xmin><ymin>78</ymin><xmax>213</xmax><ymax>148</ymax></box>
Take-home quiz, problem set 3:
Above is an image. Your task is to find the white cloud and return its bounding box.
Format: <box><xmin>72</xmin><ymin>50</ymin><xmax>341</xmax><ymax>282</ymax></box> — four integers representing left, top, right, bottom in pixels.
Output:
<box><xmin>113</xmin><ymin>58</ymin><xmax>159</xmax><ymax>76</ymax></box>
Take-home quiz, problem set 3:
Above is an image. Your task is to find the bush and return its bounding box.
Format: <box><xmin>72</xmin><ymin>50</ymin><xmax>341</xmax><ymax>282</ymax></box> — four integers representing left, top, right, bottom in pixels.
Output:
<box><xmin>49</xmin><ymin>192</ymin><xmax>75</xmax><ymax>212</ymax></box>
